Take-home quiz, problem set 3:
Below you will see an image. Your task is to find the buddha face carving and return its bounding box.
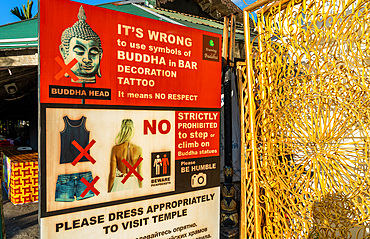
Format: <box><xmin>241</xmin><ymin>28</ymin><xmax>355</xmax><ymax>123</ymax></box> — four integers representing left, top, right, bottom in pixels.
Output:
<box><xmin>59</xmin><ymin>6</ymin><xmax>103</xmax><ymax>83</ymax></box>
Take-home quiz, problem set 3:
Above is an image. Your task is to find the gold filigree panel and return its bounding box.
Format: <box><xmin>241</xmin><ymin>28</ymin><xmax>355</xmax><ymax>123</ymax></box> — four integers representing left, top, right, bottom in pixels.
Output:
<box><xmin>242</xmin><ymin>0</ymin><xmax>370</xmax><ymax>238</ymax></box>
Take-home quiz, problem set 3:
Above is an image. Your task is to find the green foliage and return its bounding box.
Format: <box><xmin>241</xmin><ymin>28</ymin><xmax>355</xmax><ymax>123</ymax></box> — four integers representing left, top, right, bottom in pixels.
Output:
<box><xmin>10</xmin><ymin>0</ymin><xmax>36</xmax><ymax>20</ymax></box>
<box><xmin>312</xmin><ymin>232</ymin><xmax>320</xmax><ymax>239</ymax></box>
<box><xmin>10</xmin><ymin>6</ymin><xmax>25</xmax><ymax>20</ymax></box>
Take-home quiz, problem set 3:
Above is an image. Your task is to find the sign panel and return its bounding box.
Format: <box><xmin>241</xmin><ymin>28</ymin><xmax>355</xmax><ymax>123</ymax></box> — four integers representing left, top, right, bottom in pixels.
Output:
<box><xmin>39</xmin><ymin>0</ymin><xmax>221</xmax><ymax>238</ymax></box>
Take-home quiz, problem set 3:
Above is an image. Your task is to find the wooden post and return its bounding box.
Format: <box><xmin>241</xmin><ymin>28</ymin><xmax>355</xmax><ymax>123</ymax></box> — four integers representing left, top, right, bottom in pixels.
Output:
<box><xmin>222</xmin><ymin>16</ymin><xmax>229</xmax><ymax>67</ymax></box>
<box><xmin>228</xmin><ymin>15</ymin><xmax>236</xmax><ymax>67</ymax></box>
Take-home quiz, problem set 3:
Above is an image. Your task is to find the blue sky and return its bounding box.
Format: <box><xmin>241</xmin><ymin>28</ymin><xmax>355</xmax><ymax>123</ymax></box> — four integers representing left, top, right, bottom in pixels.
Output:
<box><xmin>0</xmin><ymin>0</ymin><xmax>255</xmax><ymax>26</ymax></box>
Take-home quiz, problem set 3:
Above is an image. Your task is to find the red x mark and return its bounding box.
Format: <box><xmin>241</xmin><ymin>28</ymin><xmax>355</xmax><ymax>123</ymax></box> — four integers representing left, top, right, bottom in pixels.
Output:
<box><xmin>71</xmin><ymin>139</ymin><xmax>96</xmax><ymax>166</ymax></box>
<box><xmin>54</xmin><ymin>56</ymin><xmax>79</xmax><ymax>81</ymax></box>
<box><xmin>80</xmin><ymin>176</ymin><xmax>100</xmax><ymax>197</ymax></box>
<box><xmin>121</xmin><ymin>157</ymin><xmax>143</xmax><ymax>184</ymax></box>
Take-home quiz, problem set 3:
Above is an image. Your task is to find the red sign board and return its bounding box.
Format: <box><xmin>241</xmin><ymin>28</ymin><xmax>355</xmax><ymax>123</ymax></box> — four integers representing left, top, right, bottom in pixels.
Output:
<box><xmin>39</xmin><ymin>1</ymin><xmax>221</xmax><ymax>108</ymax></box>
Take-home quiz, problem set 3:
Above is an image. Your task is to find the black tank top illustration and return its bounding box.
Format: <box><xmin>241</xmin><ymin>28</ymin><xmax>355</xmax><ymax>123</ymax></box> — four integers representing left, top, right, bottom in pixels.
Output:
<box><xmin>60</xmin><ymin>116</ymin><xmax>90</xmax><ymax>164</ymax></box>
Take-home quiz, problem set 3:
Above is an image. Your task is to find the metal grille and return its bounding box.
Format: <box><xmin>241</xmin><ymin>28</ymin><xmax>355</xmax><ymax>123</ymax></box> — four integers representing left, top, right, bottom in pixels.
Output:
<box><xmin>241</xmin><ymin>0</ymin><xmax>370</xmax><ymax>238</ymax></box>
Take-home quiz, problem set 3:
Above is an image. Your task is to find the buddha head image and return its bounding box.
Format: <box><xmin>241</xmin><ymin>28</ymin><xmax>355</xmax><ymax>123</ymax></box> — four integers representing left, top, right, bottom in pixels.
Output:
<box><xmin>59</xmin><ymin>6</ymin><xmax>103</xmax><ymax>83</ymax></box>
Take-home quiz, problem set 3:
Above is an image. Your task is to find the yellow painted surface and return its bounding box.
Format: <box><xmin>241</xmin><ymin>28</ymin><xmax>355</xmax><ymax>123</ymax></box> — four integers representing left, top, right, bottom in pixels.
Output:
<box><xmin>241</xmin><ymin>0</ymin><xmax>370</xmax><ymax>238</ymax></box>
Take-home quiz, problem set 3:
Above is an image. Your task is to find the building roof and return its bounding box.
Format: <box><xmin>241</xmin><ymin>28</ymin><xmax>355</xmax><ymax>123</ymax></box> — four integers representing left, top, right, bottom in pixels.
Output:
<box><xmin>0</xmin><ymin>2</ymin><xmax>245</xmax><ymax>50</ymax></box>
<box><xmin>0</xmin><ymin>18</ymin><xmax>38</xmax><ymax>49</ymax></box>
<box><xmin>192</xmin><ymin>0</ymin><xmax>243</xmax><ymax>22</ymax></box>
<box><xmin>148</xmin><ymin>7</ymin><xmax>244</xmax><ymax>40</ymax></box>
<box><xmin>158</xmin><ymin>0</ymin><xmax>243</xmax><ymax>22</ymax></box>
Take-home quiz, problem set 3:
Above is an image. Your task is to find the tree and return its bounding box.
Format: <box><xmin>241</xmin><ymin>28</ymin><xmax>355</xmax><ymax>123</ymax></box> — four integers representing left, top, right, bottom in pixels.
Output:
<box><xmin>10</xmin><ymin>0</ymin><xmax>36</xmax><ymax>20</ymax></box>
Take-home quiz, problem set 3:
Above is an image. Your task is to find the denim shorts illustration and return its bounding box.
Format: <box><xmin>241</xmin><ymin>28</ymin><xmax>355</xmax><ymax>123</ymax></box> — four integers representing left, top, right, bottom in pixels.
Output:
<box><xmin>55</xmin><ymin>171</ymin><xmax>95</xmax><ymax>202</ymax></box>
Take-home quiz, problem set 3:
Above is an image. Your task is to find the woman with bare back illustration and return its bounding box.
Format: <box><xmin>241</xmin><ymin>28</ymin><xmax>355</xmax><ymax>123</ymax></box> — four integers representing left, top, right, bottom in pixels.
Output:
<box><xmin>108</xmin><ymin>119</ymin><xmax>143</xmax><ymax>192</ymax></box>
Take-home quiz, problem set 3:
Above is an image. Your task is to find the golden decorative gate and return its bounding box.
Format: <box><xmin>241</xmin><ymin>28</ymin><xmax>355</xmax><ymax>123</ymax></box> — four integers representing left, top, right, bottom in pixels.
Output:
<box><xmin>240</xmin><ymin>0</ymin><xmax>370</xmax><ymax>238</ymax></box>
